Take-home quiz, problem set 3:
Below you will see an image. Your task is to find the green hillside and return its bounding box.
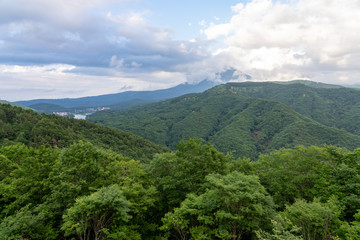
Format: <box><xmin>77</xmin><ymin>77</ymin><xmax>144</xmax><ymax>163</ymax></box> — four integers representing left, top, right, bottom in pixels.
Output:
<box><xmin>88</xmin><ymin>89</ymin><xmax>360</xmax><ymax>159</ymax></box>
<box><xmin>0</xmin><ymin>104</ymin><xmax>167</xmax><ymax>161</ymax></box>
<box><xmin>208</xmin><ymin>82</ymin><xmax>360</xmax><ymax>135</ymax></box>
<box><xmin>0</xmin><ymin>100</ymin><xmax>31</xmax><ymax>110</ymax></box>
<box><xmin>28</xmin><ymin>103</ymin><xmax>69</xmax><ymax>113</ymax></box>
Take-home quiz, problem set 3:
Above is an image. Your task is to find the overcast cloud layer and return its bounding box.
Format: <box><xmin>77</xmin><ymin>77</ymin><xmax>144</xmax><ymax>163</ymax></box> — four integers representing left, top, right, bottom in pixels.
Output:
<box><xmin>1</xmin><ymin>0</ymin><xmax>360</xmax><ymax>101</ymax></box>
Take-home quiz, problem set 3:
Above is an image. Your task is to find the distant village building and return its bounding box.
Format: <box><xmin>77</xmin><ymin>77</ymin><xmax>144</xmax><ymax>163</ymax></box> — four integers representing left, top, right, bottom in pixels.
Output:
<box><xmin>53</xmin><ymin>112</ymin><xmax>70</xmax><ymax>116</ymax></box>
<box><xmin>74</xmin><ymin>114</ymin><xmax>86</xmax><ymax>120</ymax></box>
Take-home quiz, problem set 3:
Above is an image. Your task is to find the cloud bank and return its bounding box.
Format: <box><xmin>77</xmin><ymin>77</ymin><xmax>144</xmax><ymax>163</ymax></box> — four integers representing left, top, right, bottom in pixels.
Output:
<box><xmin>0</xmin><ymin>0</ymin><xmax>209</xmax><ymax>100</ymax></box>
<box><xmin>203</xmin><ymin>0</ymin><xmax>360</xmax><ymax>84</ymax></box>
<box><xmin>0</xmin><ymin>0</ymin><xmax>359</xmax><ymax>100</ymax></box>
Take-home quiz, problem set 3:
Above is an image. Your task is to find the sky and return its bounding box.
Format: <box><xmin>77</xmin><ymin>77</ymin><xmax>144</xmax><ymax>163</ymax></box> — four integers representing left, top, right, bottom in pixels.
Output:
<box><xmin>1</xmin><ymin>0</ymin><xmax>360</xmax><ymax>101</ymax></box>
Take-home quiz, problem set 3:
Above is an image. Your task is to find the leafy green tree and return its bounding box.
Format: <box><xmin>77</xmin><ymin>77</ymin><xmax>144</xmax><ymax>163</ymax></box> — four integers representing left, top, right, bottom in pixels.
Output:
<box><xmin>49</xmin><ymin>141</ymin><xmax>157</xmax><ymax>238</ymax></box>
<box><xmin>0</xmin><ymin>144</ymin><xmax>59</xmax><ymax>217</ymax></box>
<box><xmin>62</xmin><ymin>185</ymin><xmax>131</xmax><ymax>240</ymax></box>
<box><xmin>0</xmin><ymin>144</ymin><xmax>60</xmax><ymax>239</ymax></box>
<box><xmin>330</xmin><ymin>148</ymin><xmax>360</xmax><ymax>220</ymax></box>
<box><xmin>255</xmin><ymin>214</ymin><xmax>302</xmax><ymax>240</ymax></box>
<box><xmin>283</xmin><ymin>197</ymin><xmax>342</xmax><ymax>240</ymax></box>
<box><xmin>0</xmin><ymin>154</ymin><xmax>17</xmax><ymax>181</ymax></box>
<box><xmin>149</xmin><ymin>138</ymin><xmax>228</xmax><ymax>211</ymax></box>
<box><xmin>161</xmin><ymin>171</ymin><xmax>274</xmax><ymax>239</ymax></box>
<box><xmin>326</xmin><ymin>163</ymin><xmax>360</xmax><ymax>220</ymax></box>
<box><xmin>254</xmin><ymin>146</ymin><xmax>336</xmax><ymax>208</ymax></box>
<box><xmin>0</xmin><ymin>204</ymin><xmax>57</xmax><ymax>240</ymax></box>
<box><xmin>340</xmin><ymin>210</ymin><xmax>360</xmax><ymax>240</ymax></box>
<box><xmin>227</xmin><ymin>156</ymin><xmax>255</xmax><ymax>175</ymax></box>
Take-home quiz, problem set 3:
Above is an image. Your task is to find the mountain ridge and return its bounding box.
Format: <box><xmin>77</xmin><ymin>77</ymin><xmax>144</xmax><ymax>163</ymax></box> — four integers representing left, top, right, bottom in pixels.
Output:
<box><xmin>207</xmin><ymin>82</ymin><xmax>360</xmax><ymax>135</ymax></box>
<box><xmin>15</xmin><ymin>80</ymin><xmax>218</xmax><ymax>109</ymax></box>
<box><xmin>88</xmin><ymin>83</ymin><xmax>360</xmax><ymax>158</ymax></box>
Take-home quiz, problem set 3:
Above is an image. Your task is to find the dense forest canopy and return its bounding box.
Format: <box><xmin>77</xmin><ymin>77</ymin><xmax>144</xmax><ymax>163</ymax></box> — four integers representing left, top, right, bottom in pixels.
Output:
<box><xmin>0</xmin><ymin>135</ymin><xmax>360</xmax><ymax>239</ymax></box>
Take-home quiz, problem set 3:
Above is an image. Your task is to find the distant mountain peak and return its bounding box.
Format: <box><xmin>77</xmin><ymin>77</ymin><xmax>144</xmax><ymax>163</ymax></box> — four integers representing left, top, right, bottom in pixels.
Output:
<box><xmin>215</xmin><ymin>68</ymin><xmax>252</xmax><ymax>83</ymax></box>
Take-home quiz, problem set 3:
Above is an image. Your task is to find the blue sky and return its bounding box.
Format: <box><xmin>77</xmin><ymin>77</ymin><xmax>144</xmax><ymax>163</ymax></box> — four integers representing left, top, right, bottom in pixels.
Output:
<box><xmin>1</xmin><ymin>0</ymin><xmax>360</xmax><ymax>101</ymax></box>
<box><xmin>142</xmin><ymin>0</ymin><xmax>243</xmax><ymax>38</ymax></box>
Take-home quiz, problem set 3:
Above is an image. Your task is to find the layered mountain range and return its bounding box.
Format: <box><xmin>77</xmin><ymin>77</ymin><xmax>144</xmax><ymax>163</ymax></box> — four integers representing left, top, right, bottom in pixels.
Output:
<box><xmin>14</xmin><ymin>69</ymin><xmax>244</xmax><ymax>113</ymax></box>
<box><xmin>15</xmin><ymin>80</ymin><xmax>219</xmax><ymax>113</ymax></box>
<box><xmin>88</xmin><ymin>81</ymin><xmax>360</xmax><ymax>158</ymax></box>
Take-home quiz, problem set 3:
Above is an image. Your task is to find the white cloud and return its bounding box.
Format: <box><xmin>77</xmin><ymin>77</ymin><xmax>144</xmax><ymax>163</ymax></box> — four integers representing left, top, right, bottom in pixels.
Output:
<box><xmin>231</xmin><ymin>3</ymin><xmax>244</xmax><ymax>13</ymax></box>
<box><xmin>204</xmin><ymin>23</ymin><xmax>232</xmax><ymax>40</ymax></box>
<box><xmin>202</xmin><ymin>0</ymin><xmax>360</xmax><ymax>83</ymax></box>
<box><xmin>0</xmin><ymin>0</ymin><xmax>208</xmax><ymax>71</ymax></box>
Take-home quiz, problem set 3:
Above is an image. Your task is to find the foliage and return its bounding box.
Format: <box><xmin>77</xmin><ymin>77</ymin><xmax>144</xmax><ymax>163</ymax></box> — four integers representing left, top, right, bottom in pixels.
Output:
<box><xmin>340</xmin><ymin>210</ymin><xmax>360</xmax><ymax>240</ymax></box>
<box><xmin>255</xmin><ymin>214</ymin><xmax>303</xmax><ymax>240</ymax></box>
<box><xmin>0</xmin><ymin>205</ymin><xmax>57</xmax><ymax>240</ymax></box>
<box><xmin>62</xmin><ymin>185</ymin><xmax>131</xmax><ymax>240</ymax></box>
<box><xmin>0</xmin><ymin>103</ymin><xmax>168</xmax><ymax>161</ymax></box>
<box><xmin>0</xmin><ymin>144</ymin><xmax>59</xmax><ymax>218</ymax></box>
<box><xmin>0</xmin><ymin>141</ymin><xmax>359</xmax><ymax>239</ymax></box>
<box><xmin>0</xmin><ymin>141</ymin><xmax>158</xmax><ymax>239</ymax></box>
<box><xmin>161</xmin><ymin>171</ymin><xmax>275</xmax><ymax>239</ymax></box>
<box><xmin>148</xmin><ymin>138</ymin><xmax>228</xmax><ymax>211</ymax></box>
<box><xmin>253</xmin><ymin>145</ymin><xmax>360</xmax><ymax>220</ymax></box>
<box><xmin>254</xmin><ymin>146</ymin><xmax>334</xmax><ymax>208</ymax></box>
<box><xmin>283</xmin><ymin>197</ymin><xmax>342</xmax><ymax>240</ymax></box>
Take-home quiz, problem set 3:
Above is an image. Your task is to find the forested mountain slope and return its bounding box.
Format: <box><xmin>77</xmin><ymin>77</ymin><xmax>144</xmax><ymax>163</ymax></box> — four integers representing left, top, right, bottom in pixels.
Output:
<box><xmin>209</xmin><ymin>82</ymin><xmax>360</xmax><ymax>135</ymax></box>
<box><xmin>0</xmin><ymin>104</ymin><xmax>167</xmax><ymax>161</ymax></box>
<box><xmin>0</xmin><ymin>100</ymin><xmax>31</xmax><ymax>109</ymax></box>
<box><xmin>88</xmin><ymin>89</ymin><xmax>360</xmax><ymax>159</ymax></box>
